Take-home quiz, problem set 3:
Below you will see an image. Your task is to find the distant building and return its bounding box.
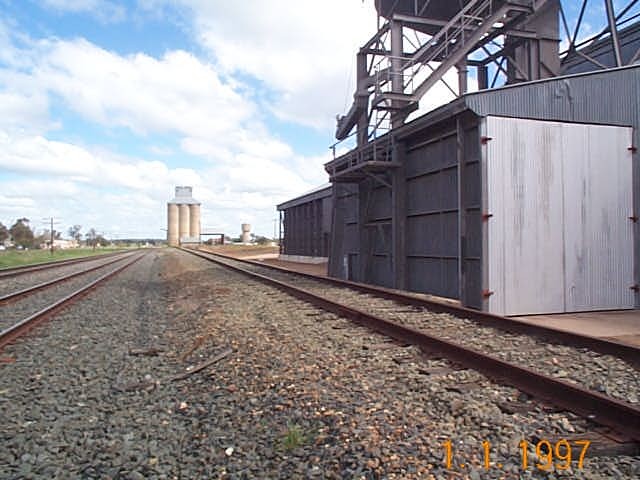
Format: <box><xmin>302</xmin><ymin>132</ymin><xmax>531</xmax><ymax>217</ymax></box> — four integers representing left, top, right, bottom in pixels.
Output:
<box><xmin>54</xmin><ymin>239</ymin><xmax>78</xmax><ymax>249</ymax></box>
<box><xmin>167</xmin><ymin>186</ymin><xmax>201</xmax><ymax>246</ymax></box>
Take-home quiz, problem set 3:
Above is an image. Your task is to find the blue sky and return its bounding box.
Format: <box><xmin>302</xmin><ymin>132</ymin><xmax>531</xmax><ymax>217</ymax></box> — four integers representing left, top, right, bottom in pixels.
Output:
<box><xmin>0</xmin><ymin>0</ymin><xmax>637</xmax><ymax>239</ymax></box>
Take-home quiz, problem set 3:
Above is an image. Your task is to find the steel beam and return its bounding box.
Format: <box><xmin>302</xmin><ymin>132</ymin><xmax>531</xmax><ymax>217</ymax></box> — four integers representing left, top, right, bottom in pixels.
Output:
<box><xmin>605</xmin><ymin>0</ymin><xmax>624</xmax><ymax>66</ymax></box>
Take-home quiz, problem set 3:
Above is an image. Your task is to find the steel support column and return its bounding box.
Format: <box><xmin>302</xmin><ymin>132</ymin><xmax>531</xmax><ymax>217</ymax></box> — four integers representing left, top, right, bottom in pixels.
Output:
<box><xmin>477</xmin><ymin>65</ymin><xmax>488</xmax><ymax>90</ymax></box>
<box><xmin>390</xmin><ymin>19</ymin><xmax>404</xmax><ymax>129</ymax></box>
<box><xmin>356</xmin><ymin>52</ymin><xmax>369</xmax><ymax>147</ymax></box>
<box><xmin>457</xmin><ymin>118</ymin><xmax>466</xmax><ymax>302</ymax></box>
<box><xmin>391</xmin><ymin>140</ymin><xmax>407</xmax><ymax>289</ymax></box>
<box><xmin>328</xmin><ymin>184</ymin><xmax>345</xmax><ymax>278</ymax></box>
<box><xmin>358</xmin><ymin>181</ymin><xmax>371</xmax><ymax>282</ymax></box>
<box><xmin>457</xmin><ymin>61</ymin><xmax>468</xmax><ymax>95</ymax></box>
<box><xmin>278</xmin><ymin>210</ymin><xmax>282</xmax><ymax>254</ymax></box>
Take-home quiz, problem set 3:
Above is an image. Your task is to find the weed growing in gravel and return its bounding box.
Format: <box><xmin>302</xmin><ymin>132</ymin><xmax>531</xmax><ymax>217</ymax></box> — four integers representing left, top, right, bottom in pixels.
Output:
<box><xmin>282</xmin><ymin>422</ymin><xmax>306</xmax><ymax>451</ymax></box>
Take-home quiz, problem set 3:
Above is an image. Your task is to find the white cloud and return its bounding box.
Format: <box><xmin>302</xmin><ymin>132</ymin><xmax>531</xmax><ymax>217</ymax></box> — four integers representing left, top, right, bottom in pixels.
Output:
<box><xmin>36</xmin><ymin>40</ymin><xmax>253</xmax><ymax>140</ymax></box>
<box><xmin>0</xmin><ymin>24</ymin><xmax>333</xmax><ymax>237</ymax></box>
<box><xmin>0</xmin><ymin>4</ymin><xmax>395</xmax><ymax>237</ymax></box>
<box><xmin>0</xmin><ymin>129</ymin><xmax>321</xmax><ymax>237</ymax></box>
<box><xmin>143</xmin><ymin>0</ymin><xmax>378</xmax><ymax>129</ymax></box>
<box><xmin>0</xmin><ymin>91</ymin><xmax>52</xmax><ymax>134</ymax></box>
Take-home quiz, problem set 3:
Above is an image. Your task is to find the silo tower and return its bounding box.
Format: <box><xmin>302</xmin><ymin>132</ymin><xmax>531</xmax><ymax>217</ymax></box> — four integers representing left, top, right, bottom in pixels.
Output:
<box><xmin>167</xmin><ymin>186</ymin><xmax>201</xmax><ymax>246</ymax></box>
<box><xmin>241</xmin><ymin>223</ymin><xmax>251</xmax><ymax>244</ymax></box>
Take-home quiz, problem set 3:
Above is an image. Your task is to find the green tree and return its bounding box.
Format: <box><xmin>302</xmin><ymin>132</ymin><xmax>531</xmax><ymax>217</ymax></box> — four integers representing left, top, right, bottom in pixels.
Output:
<box><xmin>68</xmin><ymin>224</ymin><xmax>82</xmax><ymax>242</ymax></box>
<box><xmin>10</xmin><ymin>218</ymin><xmax>34</xmax><ymax>248</ymax></box>
<box><xmin>85</xmin><ymin>228</ymin><xmax>98</xmax><ymax>250</ymax></box>
<box><xmin>95</xmin><ymin>234</ymin><xmax>108</xmax><ymax>246</ymax></box>
<box><xmin>0</xmin><ymin>222</ymin><xmax>8</xmax><ymax>244</ymax></box>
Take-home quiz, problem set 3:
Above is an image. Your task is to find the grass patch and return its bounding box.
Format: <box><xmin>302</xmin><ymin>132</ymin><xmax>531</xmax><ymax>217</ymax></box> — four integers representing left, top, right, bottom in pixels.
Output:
<box><xmin>281</xmin><ymin>422</ymin><xmax>307</xmax><ymax>451</ymax></box>
<box><xmin>0</xmin><ymin>247</ymin><xmax>128</xmax><ymax>269</ymax></box>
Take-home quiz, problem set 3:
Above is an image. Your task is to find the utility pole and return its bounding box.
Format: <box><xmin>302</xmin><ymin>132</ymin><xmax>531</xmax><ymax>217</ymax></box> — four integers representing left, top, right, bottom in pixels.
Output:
<box><xmin>42</xmin><ymin>217</ymin><xmax>61</xmax><ymax>255</ymax></box>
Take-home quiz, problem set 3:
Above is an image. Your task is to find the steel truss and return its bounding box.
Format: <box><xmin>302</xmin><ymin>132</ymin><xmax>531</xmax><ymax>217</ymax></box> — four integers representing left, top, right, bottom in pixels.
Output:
<box><xmin>335</xmin><ymin>0</ymin><xmax>640</xmax><ymax>149</ymax></box>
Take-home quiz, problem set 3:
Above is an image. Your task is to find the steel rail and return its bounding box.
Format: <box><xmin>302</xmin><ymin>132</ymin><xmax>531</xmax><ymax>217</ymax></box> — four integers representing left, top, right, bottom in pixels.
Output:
<box><xmin>0</xmin><ymin>251</ymin><xmax>136</xmax><ymax>305</ymax></box>
<box><xmin>0</xmin><ymin>252</ymin><xmax>146</xmax><ymax>350</ymax></box>
<box><xmin>183</xmin><ymin>248</ymin><xmax>640</xmax><ymax>441</ymax></box>
<box><xmin>0</xmin><ymin>250</ymin><xmax>132</xmax><ymax>280</ymax></box>
<box><xmin>190</xmin><ymin>247</ymin><xmax>640</xmax><ymax>367</ymax></box>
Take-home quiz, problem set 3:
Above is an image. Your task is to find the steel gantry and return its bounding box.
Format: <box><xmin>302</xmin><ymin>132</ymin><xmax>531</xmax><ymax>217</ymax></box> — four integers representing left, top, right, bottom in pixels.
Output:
<box><xmin>335</xmin><ymin>0</ymin><xmax>640</xmax><ymax>149</ymax></box>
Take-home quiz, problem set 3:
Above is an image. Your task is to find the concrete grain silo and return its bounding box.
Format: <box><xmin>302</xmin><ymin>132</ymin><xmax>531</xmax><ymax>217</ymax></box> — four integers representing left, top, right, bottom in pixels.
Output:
<box><xmin>241</xmin><ymin>223</ymin><xmax>251</xmax><ymax>244</ymax></box>
<box><xmin>167</xmin><ymin>203</ymin><xmax>179</xmax><ymax>246</ymax></box>
<box><xmin>178</xmin><ymin>204</ymin><xmax>190</xmax><ymax>240</ymax></box>
<box><xmin>167</xmin><ymin>186</ymin><xmax>201</xmax><ymax>246</ymax></box>
<box><xmin>189</xmin><ymin>204</ymin><xmax>200</xmax><ymax>238</ymax></box>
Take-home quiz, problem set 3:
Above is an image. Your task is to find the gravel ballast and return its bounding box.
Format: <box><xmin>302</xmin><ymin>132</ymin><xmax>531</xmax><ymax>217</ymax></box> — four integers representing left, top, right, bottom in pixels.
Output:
<box><xmin>0</xmin><ymin>249</ymin><xmax>638</xmax><ymax>479</ymax></box>
<box><xmin>210</xmin><ymin>256</ymin><xmax>640</xmax><ymax>406</ymax></box>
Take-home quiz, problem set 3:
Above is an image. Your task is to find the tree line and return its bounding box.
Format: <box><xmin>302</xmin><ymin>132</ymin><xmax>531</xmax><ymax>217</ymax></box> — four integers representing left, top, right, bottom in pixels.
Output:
<box><xmin>0</xmin><ymin>219</ymin><xmax>108</xmax><ymax>249</ymax></box>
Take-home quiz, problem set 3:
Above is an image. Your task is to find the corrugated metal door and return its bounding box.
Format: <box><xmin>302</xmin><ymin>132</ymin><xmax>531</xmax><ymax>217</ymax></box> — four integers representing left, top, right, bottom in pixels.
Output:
<box><xmin>562</xmin><ymin>123</ymin><xmax>634</xmax><ymax>311</ymax></box>
<box><xmin>484</xmin><ymin>116</ymin><xmax>634</xmax><ymax>315</ymax></box>
<box><xmin>484</xmin><ymin>117</ymin><xmax>566</xmax><ymax>315</ymax></box>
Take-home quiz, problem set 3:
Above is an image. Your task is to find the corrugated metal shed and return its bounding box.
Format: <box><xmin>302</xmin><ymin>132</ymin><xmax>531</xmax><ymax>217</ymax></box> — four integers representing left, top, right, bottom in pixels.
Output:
<box><xmin>484</xmin><ymin>116</ymin><xmax>634</xmax><ymax>315</ymax></box>
<box><xmin>466</xmin><ymin>66</ymin><xmax>640</xmax><ymax>311</ymax></box>
<box><xmin>277</xmin><ymin>184</ymin><xmax>332</xmax><ymax>211</ymax></box>
<box><xmin>465</xmin><ymin>64</ymin><xmax>639</xmax><ymax>130</ymax></box>
<box><xmin>325</xmin><ymin>64</ymin><xmax>640</xmax><ymax>312</ymax></box>
<box><xmin>278</xmin><ymin>184</ymin><xmax>333</xmax><ymax>259</ymax></box>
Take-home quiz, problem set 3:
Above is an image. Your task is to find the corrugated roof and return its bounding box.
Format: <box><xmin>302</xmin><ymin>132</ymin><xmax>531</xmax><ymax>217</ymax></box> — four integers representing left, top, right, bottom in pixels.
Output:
<box><xmin>392</xmin><ymin>64</ymin><xmax>640</xmax><ymax>139</ymax></box>
<box><xmin>277</xmin><ymin>183</ymin><xmax>332</xmax><ymax>210</ymax></box>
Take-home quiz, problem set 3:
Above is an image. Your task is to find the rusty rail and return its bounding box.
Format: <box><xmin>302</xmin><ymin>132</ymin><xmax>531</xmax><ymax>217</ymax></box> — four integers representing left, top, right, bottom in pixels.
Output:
<box><xmin>0</xmin><ymin>251</ymin><xmax>136</xmax><ymax>304</ymax></box>
<box><xmin>190</xmin><ymin>247</ymin><xmax>640</xmax><ymax>367</ymax></box>
<box><xmin>0</xmin><ymin>250</ymin><xmax>133</xmax><ymax>280</ymax></box>
<box><xmin>183</xmin><ymin>248</ymin><xmax>640</xmax><ymax>441</ymax></box>
<box><xmin>0</xmin><ymin>252</ymin><xmax>146</xmax><ymax>350</ymax></box>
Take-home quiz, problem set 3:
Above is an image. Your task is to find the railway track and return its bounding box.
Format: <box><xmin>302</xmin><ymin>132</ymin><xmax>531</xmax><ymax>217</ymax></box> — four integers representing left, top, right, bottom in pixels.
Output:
<box><xmin>183</xmin><ymin>247</ymin><xmax>640</xmax><ymax>446</ymax></box>
<box><xmin>0</xmin><ymin>251</ymin><xmax>146</xmax><ymax>350</ymax></box>
<box><xmin>0</xmin><ymin>249</ymin><xmax>131</xmax><ymax>280</ymax></box>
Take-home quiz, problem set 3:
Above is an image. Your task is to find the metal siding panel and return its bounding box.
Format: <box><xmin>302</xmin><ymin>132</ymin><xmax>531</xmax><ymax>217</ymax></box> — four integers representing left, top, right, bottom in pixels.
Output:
<box><xmin>407</xmin><ymin>215</ymin><xmax>441</xmax><ymax>256</ymax></box>
<box><xmin>442</xmin><ymin>258</ymin><xmax>459</xmax><ymax>298</ymax></box>
<box><xmin>370</xmin><ymin>186</ymin><xmax>392</xmax><ymax>220</ymax></box>
<box><xmin>563</xmin><ymin>125</ymin><xmax>635</xmax><ymax>311</ymax></box>
<box><xmin>486</xmin><ymin>117</ymin><xmax>565</xmax><ymax>315</ymax></box>
<box><xmin>442</xmin><ymin>212</ymin><xmax>458</xmax><ymax>257</ymax></box>
<box><xmin>278</xmin><ymin>185</ymin><xmax>332</xmax><ymax>210</ymax></box>
<box><xmin>405</xmin><ymin>149</ymin><xmax>424</xmax><ymax>178</ymax></box>
<box><xmin>408</xmin><ymin>257</ymin><xmax>440</xmax><ymax>294</ymax></box>
<box><xmin>407</xmin><ymin>174</ymin><xmax>441</xmax><ymax>213</ymax></box>
<box><xmin>466</xmin><ymin>67</ymin><xmax>639</xmax><ymax>132</ymax></box>
<box><xmin>462</xmin><ymin>124</ymin><xmax>483</xmax><ymax>308</ymax></box>
<box><xmin>465</xmin><ymin>209</ymin><xmax>482</xmax><ymax>258</ymax></box>
<box><xmin>441</xmin><ymin>168</ymin><xmax>458</xmax><ymax>210</ymax></box>
<box><xmin>372</xmin><ymin>224</ymin><xmax>391</xmax><ymax>255</ymax></box>
<box><xmin>322</xmin><ymin>196</ymin><xmax>332</xmax><ymax>233</ymax></box>
<box><xmin>370</xmin><ymin>255</ymin><xmax>393</xmax><ymax>288</ymax></box>
<box><xmin>463</xmin><ymin>160</ymin><xmax>481</xmax><ymax>206</ymax></box>
<box><xmin>464</xmin><ymin>258</ymin><xmax>482</xmax><ymax>306</ymax></box>
<box><xmin>466</xmin><ymin>66</ymin><xmax>639</xmax><ymax>308</ymax></box>
<box><xmin>343</xmin><ymin>224</ymin><xmax>359</xmax><ymax>253</ymax></box>
<box><xmin>407</xmin><ymin>257</ymin><xmax>458</xmax><ymax>298</ymax></box>
<box><xmin>441</xmin><ymin>135</ymin><xmax>457</xmax><ymax>168</ymax></box>
<box><xmin>486</xmin><ymin>116</ymin><xmax>635</xmax><ymax>315</ymax></box>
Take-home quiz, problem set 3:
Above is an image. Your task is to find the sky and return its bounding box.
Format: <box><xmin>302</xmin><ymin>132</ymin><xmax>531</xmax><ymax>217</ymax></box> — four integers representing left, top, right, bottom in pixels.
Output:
<box><xmin>0</xmin><ymin>0</ymin><xmax>637</xmax><ymax>239</ymax></box>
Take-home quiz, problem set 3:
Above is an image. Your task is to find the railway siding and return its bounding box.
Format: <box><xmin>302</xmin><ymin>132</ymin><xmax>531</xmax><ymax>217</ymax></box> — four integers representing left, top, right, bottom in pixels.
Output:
<box><xmin>192</xmin><ymin>250</ymin><xmax>640</xmax><ymax>407</ymax></box>
<box><xmin>0</xmin><ymin>249</ymin><xmax>637</xmax><ymax>478</ymax></box>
